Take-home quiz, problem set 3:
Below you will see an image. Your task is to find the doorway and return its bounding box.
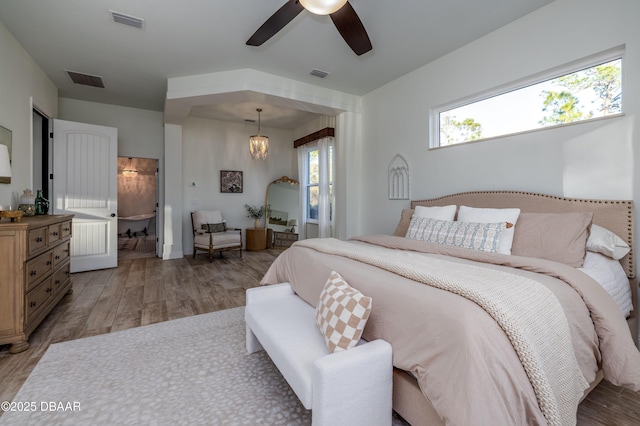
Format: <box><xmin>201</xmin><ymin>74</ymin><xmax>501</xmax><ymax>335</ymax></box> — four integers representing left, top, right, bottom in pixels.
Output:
<box><xmin>117</xmin><ymin>156</ymin><xmax>158</xmax><ymax>260</ymax></box>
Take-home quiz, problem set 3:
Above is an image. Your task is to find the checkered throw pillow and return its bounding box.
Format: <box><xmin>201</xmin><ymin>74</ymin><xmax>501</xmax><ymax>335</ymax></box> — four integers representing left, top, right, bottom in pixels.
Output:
<box><xmin>315</xmin><ymin>271</ymin><xmax>372</xmax><ymax>353</ymax></box>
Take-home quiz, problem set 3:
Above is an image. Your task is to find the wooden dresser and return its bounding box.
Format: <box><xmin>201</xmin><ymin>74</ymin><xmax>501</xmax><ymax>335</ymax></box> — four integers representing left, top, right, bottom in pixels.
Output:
<box><xmin>0</xmin><ymin>215</ymin><xmax>73</xmax><ymax>353</ymax></box>
<box><xmin>273</xmin><ymin>231</ymin><xmax>298</xmax><ymax>249</ymax></box>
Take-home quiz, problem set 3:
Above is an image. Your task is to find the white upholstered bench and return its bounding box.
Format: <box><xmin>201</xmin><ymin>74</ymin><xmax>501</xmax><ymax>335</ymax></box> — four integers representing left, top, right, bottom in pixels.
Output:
<box><xmin>245</xmin><ymin>282</ymin><xmax>393</xmax><ymax>426</ymax></box>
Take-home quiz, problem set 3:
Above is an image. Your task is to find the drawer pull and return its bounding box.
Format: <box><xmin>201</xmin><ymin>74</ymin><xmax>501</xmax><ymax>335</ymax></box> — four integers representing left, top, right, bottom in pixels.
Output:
<box><xmin>35</xmin><ymin>237</ymin><xmax>43</xmax><ymax>243</ymax></box>
<box><xmin>55</xmin><ymin>279</ymin><xmax>60</xmax><ymax>285</ymax></box>
<box><xmin>46</xmin><ymin>287</ymin><xmax>52</xmax><ymax>293</ymax></box>
<box><xmin>46</xmin><ymin>260</ymin><xmax>52</xmax><ymax>266</ymax></box>
<box><xmin>55</xmin><ymin>255</ymin><xmax>60</xmax><ymax>260</ymax></box>
<box><xmin>30</xmin><ymin>270</ymin><xmax>37</xmax><ymax>276</ymax></box>
<box><xmin>29</xmin><ymin>301</ymin><xmax>36</xmax><ymax>308</ymax></box>
<box><xmin>63</xmin><ymin>227</ymin><xmax>70</xmax><ymax>232</ymax></box>
<box><xmin>51</xmin><ymin>231</ymin><xmax>59</xmax><ymax>237</ymax></box>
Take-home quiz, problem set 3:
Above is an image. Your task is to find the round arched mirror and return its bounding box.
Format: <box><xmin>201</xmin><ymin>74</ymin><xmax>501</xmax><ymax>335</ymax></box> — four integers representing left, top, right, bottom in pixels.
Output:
<box><xmin>265</xmin><ymin>176</ymin><xmax>299</xmax><ymax>248</ymax></box>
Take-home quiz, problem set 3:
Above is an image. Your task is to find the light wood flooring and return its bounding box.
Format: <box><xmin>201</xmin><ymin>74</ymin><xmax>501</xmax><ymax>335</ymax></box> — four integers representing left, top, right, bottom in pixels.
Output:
<box><xmin>1</xmin><ymin>249</ymin><xmax>640</xmax><ymax>425</ymax></box>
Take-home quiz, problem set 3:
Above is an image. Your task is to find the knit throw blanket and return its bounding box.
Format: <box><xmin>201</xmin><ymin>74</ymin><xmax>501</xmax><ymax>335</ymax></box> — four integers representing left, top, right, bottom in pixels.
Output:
<box><xmin>296</xmin><ymin>238</ymin><xmax>589</xmax><ymax>426</ymax></box>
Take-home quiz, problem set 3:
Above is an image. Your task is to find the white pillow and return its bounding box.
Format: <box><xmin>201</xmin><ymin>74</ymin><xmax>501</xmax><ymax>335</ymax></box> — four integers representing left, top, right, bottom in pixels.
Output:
<box><xmin>587</xmin><ymin>224</ymin><xmax>630</xmax><ymax>260</ymax></box>
<box><xmin>414</xmin><ymin>205</ymin><xmax>456</xmax><ymax>221</ymax></box>
<box><xmin>457</xmin><ymin>206</ymin><xmax>521</xmax><ymax>255</ymax></box>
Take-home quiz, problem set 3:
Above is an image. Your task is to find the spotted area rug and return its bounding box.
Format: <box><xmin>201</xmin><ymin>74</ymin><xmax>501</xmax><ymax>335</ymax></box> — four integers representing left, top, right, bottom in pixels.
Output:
<box><xmin>2</xmin><ymin>307</ymin><xmax>408</xmax><ymax>425</ymax></box>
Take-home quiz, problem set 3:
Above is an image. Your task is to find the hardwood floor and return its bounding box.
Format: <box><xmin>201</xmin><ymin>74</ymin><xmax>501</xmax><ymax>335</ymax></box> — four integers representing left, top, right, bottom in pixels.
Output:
<box><xmin>1</xmin><ymin>249</ymin><xmax>639</xmax><ymax>425</ymax></box>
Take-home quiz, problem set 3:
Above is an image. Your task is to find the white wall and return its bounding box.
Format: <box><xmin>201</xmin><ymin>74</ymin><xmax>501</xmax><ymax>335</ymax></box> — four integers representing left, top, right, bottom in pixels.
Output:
<box><xmin>359</xmin><ymin>0</ymin><xmax>640</xmax><ymax>236</ymax></box>
<box><xmin>0</xmin><ymin>21</ymin><xmax>57</xmax><ymax>207</ymax></box>
<box><xmin>181</xmin><ymin>116</ymin><xmax>297</xmax><ymax>254</ymax></box>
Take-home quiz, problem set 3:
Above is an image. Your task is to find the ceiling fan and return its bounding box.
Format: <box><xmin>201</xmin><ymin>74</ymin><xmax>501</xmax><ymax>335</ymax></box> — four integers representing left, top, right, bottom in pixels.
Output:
<box><xmin>246</xmin><ymin>0</ymin><xmax>372</xmax><ymax>56</ymax></box>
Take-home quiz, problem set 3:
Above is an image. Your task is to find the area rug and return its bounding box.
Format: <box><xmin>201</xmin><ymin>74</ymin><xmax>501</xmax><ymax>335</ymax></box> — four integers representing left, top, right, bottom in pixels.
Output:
<box><xmin>2</xmin><ymin>307</ymin><xmax>407</xmax><ymax>425</ymax></box>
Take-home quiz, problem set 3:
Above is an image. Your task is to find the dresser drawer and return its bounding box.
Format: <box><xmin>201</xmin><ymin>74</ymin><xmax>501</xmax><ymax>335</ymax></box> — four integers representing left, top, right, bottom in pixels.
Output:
<box><xmin>28</xmin><ymin>227</ymin><xmax>48</xmax><ymax>256</ymax></box>
<box><xmin>48</xmin><ymin>223</ymin><xmax>61</xmax><ymax>244</ymax></box>
<box><xmin>60</xmin><ymin>220</ymin><xmax>72</xmax><ymax>238</ymax></box>
<box><xmin>53</xmin><ymin>240</ymin><xmax>70</xmax><ymax>268</ymax></box>
<box><xmin>25</xmin><ymin>279</ymin><xmax>53</xmax><ymax>325</ymax></box>
<box><xmin>52</xmin><ymin>264</ymin><xmax>71</xmax><ymax>295</ymax></box>
<box><xmin>25</xmin><ymin>249</ymin><xmax>54</xmax><ymax>292</ymax></box>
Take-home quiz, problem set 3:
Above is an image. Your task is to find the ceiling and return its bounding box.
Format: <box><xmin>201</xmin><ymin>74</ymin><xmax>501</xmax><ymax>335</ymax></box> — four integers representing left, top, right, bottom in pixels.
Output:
<box><xmin>0</xmin><ymin>0</ymin><xmax>554</xmax><ymax>129</ymax></box>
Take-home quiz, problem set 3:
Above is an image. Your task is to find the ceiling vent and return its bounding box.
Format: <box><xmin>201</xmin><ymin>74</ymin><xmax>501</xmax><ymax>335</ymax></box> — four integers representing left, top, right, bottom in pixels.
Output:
<box><xmin>110</xmin><ymin>10</ymin><xmax>145</xmax><ymax>29</ymax></box>
<box><xmin>66</xmin><ymin>70</ymin><xmax>106</xmax><ymax>88</ymax></box>
<box><xmin>309</xmin><ymin>69</ymin><xmax>330</xmax><ymax>79</ymax></box>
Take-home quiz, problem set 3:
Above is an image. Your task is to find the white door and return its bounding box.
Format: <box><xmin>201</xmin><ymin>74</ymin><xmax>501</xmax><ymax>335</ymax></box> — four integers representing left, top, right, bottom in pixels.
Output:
<box><xmin>52</xmin><ymin>119</ymin><xmax>118</xmax><ymax>272</ymax></box>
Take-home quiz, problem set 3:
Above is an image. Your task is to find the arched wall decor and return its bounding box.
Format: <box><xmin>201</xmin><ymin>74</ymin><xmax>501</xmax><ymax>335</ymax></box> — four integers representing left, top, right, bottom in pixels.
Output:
<box><xmin>388</xmin><ymin>154</ymin><xmax>410</xmax><ymax>200</ymax></box>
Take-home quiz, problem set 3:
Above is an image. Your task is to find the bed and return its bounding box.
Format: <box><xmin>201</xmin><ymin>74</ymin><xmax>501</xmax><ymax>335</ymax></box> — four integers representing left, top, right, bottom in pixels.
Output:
<box><xmin>261</xmin><ymin>191</ymin><xmax>640</xmax><ymax>425</ymax></box>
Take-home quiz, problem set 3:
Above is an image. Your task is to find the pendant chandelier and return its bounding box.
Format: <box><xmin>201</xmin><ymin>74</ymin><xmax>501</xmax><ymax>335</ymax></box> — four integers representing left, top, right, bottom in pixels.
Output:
<box><xmin>249</xmin><ymin>108</ymin><xmax>269</xmax><ymax>160</ymax></box>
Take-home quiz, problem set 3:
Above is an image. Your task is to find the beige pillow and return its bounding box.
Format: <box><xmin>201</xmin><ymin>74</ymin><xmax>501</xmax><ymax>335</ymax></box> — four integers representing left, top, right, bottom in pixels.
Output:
<box><xmin>315</xmin><ymin>271</ymin><xmax>372</xmax><ymax>353</ymax></box>
<box><xmin>511</xmin><ymin>212</ymin><xmax>593</xmax><ymax>267</ymax></box>
<box><xmin>393</xmin><ymin>209</ymin><xmax>414</xmax><ymax>237</ymax></box>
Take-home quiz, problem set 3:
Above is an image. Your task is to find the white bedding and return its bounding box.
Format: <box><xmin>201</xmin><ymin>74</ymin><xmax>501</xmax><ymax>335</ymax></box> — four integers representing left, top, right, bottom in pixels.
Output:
<box><xmin>580</xmin><ymin>251</ymin><xmax>633</xmax><ymax>317</ymax></box>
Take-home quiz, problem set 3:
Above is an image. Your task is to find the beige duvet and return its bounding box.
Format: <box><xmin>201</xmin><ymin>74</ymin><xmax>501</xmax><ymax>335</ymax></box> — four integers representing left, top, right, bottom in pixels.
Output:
<box><xmin>261</xmin><ymin>235</ymin><xmax>640</xmax><ymax>425</ymax></box>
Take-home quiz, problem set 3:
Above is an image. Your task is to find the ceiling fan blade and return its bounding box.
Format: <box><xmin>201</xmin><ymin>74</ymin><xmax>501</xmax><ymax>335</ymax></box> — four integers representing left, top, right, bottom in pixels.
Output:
<box><xmin>330</xmin><ymin>2</ymin><xmax>372</xmax><ymax>56</ymax></box>
<box><xmin>246</xmin><ymin>1</ymin><xmax>305</xmax><ymax>46</ymax></box>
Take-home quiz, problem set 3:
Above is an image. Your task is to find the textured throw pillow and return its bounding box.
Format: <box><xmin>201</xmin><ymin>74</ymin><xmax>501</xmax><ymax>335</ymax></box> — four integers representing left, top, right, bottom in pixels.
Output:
<box><xmin>315</xmin><ymin>271</ymin><xmax>372</xmax><ymax>353</ymax></box>
<box><xmin>201</xmin><ymin>222</ymin><xmax>226</xmax><ymax>233</ymax></box>
<box><xmin>511</xmin><ymin>212</ymin><xmax>592</xmax><ymax>267</ymax></box>
<box><xmin>406</xmin><ymin>217</ymin><xmax>507</xmax><ymax>253</ymax></box>
<box><xmin>587</xmin><ymin>224</ymin><xmax>630</xmax><ymax>260</ymax></box>
<box><xmin>457</xmin><ymin>206</ymin><xmax>520</xmax><ymax>255</ymax></box>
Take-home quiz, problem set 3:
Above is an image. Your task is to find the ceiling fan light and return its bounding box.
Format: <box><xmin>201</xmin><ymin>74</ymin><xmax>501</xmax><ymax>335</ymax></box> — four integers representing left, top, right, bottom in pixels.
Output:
<box><xmin>299</xmin><ymin>0</ymin><xmax>348</xmax><ymax>15</ymax></box>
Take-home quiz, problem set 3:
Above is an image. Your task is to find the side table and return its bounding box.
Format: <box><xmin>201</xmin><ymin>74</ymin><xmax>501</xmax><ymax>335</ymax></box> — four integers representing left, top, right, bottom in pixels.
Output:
<box><xmin>246</xmin><ymin>228</ymin><xmax>267</xmax><ymax>251</ymax></box>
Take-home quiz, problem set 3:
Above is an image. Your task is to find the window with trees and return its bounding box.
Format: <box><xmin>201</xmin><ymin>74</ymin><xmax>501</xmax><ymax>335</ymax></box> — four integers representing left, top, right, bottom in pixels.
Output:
<box><xmin>432</xmin><ymin>51</ymin><xmax>623</xmax><ymax>148</ymax></box>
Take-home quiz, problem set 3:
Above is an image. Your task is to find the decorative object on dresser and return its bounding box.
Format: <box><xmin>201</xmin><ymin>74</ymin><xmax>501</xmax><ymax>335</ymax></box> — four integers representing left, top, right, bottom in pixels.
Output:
<box><xmin>34</xmin><ymin>189</ymin><xmax>50</xmax><ymax>215</ymax></box>
<box><xmin>0</xmin><ymin>214</ymin><xmax>73</xmax><ymax>353</ymax></box>
<box><xmin>246</xmin><ymin>228</ymin><xmax>267</xmax><ymax>251</ymax></box>
<box><xmin>19</xmin><ymin>188</ymin><xmax>36</xmax><ymax>216</ymax></box>
<box><xmin>273</xmin><ymin>230</ymin><xmax>298</xmax><ymax>249</ymax></box>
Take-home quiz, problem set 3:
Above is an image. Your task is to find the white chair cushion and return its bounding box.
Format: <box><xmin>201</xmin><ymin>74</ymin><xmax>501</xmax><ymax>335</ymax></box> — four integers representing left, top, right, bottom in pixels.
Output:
<box><xmin>193</xmin><ymin>230</ymin><xmax>241</xmax><ymax>249</ymax></box>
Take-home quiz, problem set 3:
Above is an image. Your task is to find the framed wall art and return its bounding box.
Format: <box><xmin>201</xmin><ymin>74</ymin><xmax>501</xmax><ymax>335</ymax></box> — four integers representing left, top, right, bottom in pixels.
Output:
<box><xmin>220</xmin><ymin>170</ymin><xmax>243</xmax><ymax>193</ymax></box>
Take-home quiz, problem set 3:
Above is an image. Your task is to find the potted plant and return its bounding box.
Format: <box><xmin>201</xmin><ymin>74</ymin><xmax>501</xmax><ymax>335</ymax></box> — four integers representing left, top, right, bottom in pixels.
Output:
<box><xmin>245</xmin><ymin>204</ymin><xmax>266</xmax><ymax>229</ymax></box>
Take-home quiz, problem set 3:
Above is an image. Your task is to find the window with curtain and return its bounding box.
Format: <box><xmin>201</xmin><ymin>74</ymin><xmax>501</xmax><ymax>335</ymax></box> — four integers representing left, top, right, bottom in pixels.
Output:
<box><xmin>298</xmin><ymin>137</ymin><xmax>334</xmax><ymax>239</ymax></box>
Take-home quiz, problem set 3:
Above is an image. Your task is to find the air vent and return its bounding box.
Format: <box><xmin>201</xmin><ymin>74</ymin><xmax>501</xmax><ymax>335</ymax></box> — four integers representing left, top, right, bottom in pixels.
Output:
<box><xmin>110</xmin><ymin>10</ymin><xmax>145</xmax><ymax>29</ymax></box>
<box><xmin>66</xmin><ymin>70</ymin><xmax>106</xmax><ymax>88</ymax></box>
<box><xmin>309</xmin><ymin>69</ymin><xmax>330</xmax><ymax>79</ymax></box>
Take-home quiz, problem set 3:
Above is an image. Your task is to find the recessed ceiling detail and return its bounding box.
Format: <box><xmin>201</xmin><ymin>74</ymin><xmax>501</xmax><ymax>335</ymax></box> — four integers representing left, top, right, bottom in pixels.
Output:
<box><xmin>65</xmin><ymin>70</ymin><xmax>106</xmax><ymax>88</ymax></box>
<box><xmin>109</xmin><ymin>10</ymin><xmax>145</xmax><ymax>29</ymax></box>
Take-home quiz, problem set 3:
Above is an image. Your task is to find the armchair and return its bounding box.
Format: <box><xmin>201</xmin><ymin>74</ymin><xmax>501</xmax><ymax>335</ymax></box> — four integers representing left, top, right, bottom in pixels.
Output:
<box><xmin>191</xmin><ymin>210</ymin><xmax>243</xmax><ymax>262</ymax></box>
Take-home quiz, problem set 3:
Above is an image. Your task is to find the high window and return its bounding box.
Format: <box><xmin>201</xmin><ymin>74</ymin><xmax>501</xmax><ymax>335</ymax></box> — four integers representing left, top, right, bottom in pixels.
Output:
<box><xmin>432</xmin><ymin>50</ymin><xmax>623</xmax><ymax>148</ymax></box>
